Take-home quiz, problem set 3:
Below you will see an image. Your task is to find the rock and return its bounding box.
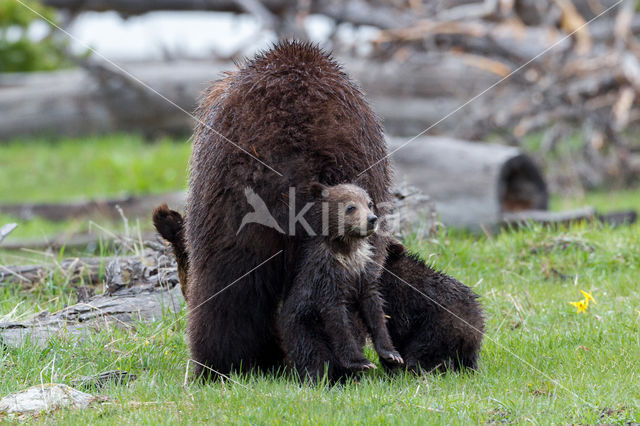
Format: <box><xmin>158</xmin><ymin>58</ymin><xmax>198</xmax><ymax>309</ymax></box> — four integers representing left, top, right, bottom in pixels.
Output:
<box><xmin>0</xmin><ymin>384</ymin><xmax>96</xmax><ymax>414</ymax></box>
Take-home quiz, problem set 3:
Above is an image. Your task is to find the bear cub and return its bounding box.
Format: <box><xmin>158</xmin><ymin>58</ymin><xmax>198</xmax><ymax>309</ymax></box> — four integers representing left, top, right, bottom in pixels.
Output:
<box><xmin>278</xmin><ymin>183</ymin><xmax>403</xmax><ymax>381</ymax></box>
<box><xmin>378</xmin><ymin>242</ymin><xmax>484</xmax><ymax>373</ymax></box>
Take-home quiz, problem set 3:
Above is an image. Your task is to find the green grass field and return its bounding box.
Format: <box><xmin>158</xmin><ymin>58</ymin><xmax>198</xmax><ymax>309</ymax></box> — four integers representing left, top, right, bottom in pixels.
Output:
<box><xmin>0</xmin><ymin>134</ymin><xmax>190</xmax><ymax>254</ymax></box>
<box><xmin>1</xmin><ymin>135</ymin><xmax>639</xmax><ymax>423</ymax></box>
<box><xmin>0</xmin><ymin>134</ymin><xmax>190</xmax><ymax>203</ymax></box>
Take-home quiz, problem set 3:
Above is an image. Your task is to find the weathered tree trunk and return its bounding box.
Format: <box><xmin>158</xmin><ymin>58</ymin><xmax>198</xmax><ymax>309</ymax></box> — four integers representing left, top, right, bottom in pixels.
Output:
<box><xmin>0</xmin><ymin>232</ymin><xmax>159</xmax><ymax>252</ymax></box>
<box><xmin>389</xmin><ymin>136</ymin><xmax>549</xmax><ymax>229</ymax></box>
<box><xmin>0</xmin><ymin>191</ymin><xmax>185</xmax><ymax>222</ymax></box>
<box><xmin>0</xmin><ymin>284</ymin><xmax>183</xmax><ymax>348</ymax></box>
<box><xmin>0</xmin><ymin>241</ymin><xmax>182</xmax><ymax>348</ymax></box>
<box><xmin>42</xmin><ymin>0</ymin><xmax>418</xmax><ymax>29</ymax></box>
<box><xmin>42</xmin><ymin>0</ymin><xmax>291</xmax><ymax>15</ymax></box>
<box><xmin>0</xmin><ymin>61</ymin><xmax>227</xmax><ymax>140</ymax></box>
<box><xmin>0</xmin><ymin>253</ymin><xmax>175</xmax><ymax>287</ymax></box>
<box><xmin>0</xmin><ymin>56</ymin><xmax>502</xmax><ymax>141</ymax></box>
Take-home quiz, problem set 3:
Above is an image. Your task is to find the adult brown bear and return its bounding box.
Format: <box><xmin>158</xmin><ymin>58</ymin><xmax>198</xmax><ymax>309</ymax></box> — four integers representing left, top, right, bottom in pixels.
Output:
<box><xmin>186</xmin><ymin>41</ymin><xmax>392</xmax><ymax>378</ymax></box>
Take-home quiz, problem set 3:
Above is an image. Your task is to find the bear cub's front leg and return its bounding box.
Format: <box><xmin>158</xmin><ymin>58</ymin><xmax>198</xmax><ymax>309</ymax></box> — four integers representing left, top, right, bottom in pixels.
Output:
<box><xmin>319</xmin><ymin>304</ymin><xmax>376</xmax><ymax>371</ymax></box>
<box><xmin>359</xmin><ymin>289</ymin><xmax>403</xmax><ymax>366</ymax></box>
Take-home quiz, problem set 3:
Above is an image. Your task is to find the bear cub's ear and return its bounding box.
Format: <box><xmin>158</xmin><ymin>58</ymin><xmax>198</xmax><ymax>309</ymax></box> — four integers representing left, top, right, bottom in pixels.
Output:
<box><xmin>309</xmin><ymin>182</ymin><xmax>328</xmax><ymax>198</ymax></box>
<box><xmin>387</xmin><ymin>239</ymin><xmax>407</xmax><ymax>260</ymax></box>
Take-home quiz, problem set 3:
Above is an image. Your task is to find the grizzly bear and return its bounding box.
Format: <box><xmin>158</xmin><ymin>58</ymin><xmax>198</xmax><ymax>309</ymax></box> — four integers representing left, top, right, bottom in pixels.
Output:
<box><xmin>185</xmin><ymin>41</ymin><xmax>392</xmax><ymax>378</ymax></box>
<box><xmin>153</xmin><ymin>209</ymin><xmax>485</xmax><ymax>378</ymax></box>
<box><xmin>379</xmin><ymin>242</ymin><xmax>484</xmax><ymax>373</ymax></box>
<box><xmin>278</xmin><ymin>183</ymin><xmax>403</xmax><ymax>382</ymax></box>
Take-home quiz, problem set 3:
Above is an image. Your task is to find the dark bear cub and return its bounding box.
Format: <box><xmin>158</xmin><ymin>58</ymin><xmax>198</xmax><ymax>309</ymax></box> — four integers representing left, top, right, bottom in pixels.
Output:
<box><xmin>378</xmin><ymin>242</ymin><xmax>484</xmax><ymax>373</ymax></box>
<box><xmin>278</xmin><ymin>183</ymin><xmax>403</xmax><ymax>382</ymax></box>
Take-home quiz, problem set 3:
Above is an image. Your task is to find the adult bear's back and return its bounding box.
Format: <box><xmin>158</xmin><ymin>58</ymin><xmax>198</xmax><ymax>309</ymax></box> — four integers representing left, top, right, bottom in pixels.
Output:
<box><xmin>189</xmin><ymin>41</ymin><xmax>390</xmax><ymax>242</ymax></box>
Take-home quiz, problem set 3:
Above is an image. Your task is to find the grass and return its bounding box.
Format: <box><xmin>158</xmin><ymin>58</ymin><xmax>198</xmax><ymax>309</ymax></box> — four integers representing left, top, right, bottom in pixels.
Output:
<box><xmin>0</xmin><ymin>133</ymin><xmax>190</xmax><ymax>203</ymax></box>
<box><xmin>0</xmin><ymin>134</ymin><xmax>190</xmax><ymax>261</ymax></box>
<box><xmin>551</xmin><ymin>187</ymin><xmax>640</xmax><ymax>212</ymax></box>
<box><xmin>1</xmin><ymin>221</ymin><xmax>639</xmax><ymax>423</ymax></box>
<box><xmin>1</xmin><ymin>134</ymin><xmax>640</xmax><ymax>423</ymax></box>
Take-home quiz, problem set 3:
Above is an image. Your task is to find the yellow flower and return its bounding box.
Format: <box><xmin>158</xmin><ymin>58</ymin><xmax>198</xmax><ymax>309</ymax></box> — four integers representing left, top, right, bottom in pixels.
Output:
<box><xmin>569</xmin><ymin>300</ymin><xmax>588</xmax><ymax>313</ymax></box>
<box><xmin>580</xmin><ymin>290</ymin><xmax>596</xmax><ymax>305</ymax></box>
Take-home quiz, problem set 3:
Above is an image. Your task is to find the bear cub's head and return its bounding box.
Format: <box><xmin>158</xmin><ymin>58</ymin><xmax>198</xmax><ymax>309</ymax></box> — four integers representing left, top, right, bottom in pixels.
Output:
<box><xmin>310</xmin><ymin>183</ymin><xmax>378</xmax><ymax>240</ymax></box>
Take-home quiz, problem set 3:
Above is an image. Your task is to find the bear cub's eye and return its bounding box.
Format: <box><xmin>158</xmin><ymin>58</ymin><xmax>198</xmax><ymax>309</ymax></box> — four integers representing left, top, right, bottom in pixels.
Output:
<box><xmin>368</xmin><ymin>201</ymin><xmax>373</xmax><ymax>209</ymax></box>
<box><xmin>346</xmin><ymin>205</ymin><xmax>356</xmax><ymax>214</ymax></box>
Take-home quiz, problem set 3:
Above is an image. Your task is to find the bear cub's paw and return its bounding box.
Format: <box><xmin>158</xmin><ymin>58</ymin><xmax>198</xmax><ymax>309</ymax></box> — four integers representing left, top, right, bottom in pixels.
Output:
<box><xmin>344</xmin><ymin>358</ymin><xmax>377</xmax><ymax>371</ymax></box>
<box><xmin>377</xmin><ymin>348</ymin><xmax>404</xmax><ymax>366</ymax></box>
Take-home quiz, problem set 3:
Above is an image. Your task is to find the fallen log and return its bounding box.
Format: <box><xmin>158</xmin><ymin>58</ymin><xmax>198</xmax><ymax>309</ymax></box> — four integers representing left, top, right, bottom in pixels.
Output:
<box><xmin>0</xmin><ymin>231</ymin><xmax>156</xmax><ymax>252</ymax></box>
<box><xmin>0</xmin><ymin>256</ymin><xmax>109</xmax><ymax>287</ymax></box>
<box><xmin>0</xmin><ymin>238</ymin><xmax>181</xmax><ymax>348</ymax></box>
<box><xmin>0</xmin><ymin>60</ymin><xmax>227</xmax><ymax>140</ymax></box>
<box><xmin>389</xmin><ymin>136</ymin><xmax>549</xmax><ymax>229</ymax></box>
<box><xmin>0</xmin><ymin>56</ymin><xmax>502</xmax><ymax>141</ymax></box>
<box><xmin>501</xmin><ymin>208</ymin><xmax>638</xmax><ymax>228</ymax></box>
<box><xmin>375</xmin><ymin>20</ymin><xmax>572</xmax><ymax>64</ymax></box>
<box><xmin>0</xmin><ymin>191</ymin><xmax>185</xmax><ymax>222</ymax></box>
<box><xmin>0</xmin><ymin>284</ymin><xmax>183</xmax><ymax>349</ymax></box>
<box><xmin>43</xmin><ymin>0</ymin><xmax>418</xmax><ymax>29</ymax></box>
<box><xmin>42</xmin><ymin>0</ymin><xmax>288</xmax><ymax>14</ymax></box>
<box><xmin>0</xmin><ymin>241</ymin><xmax>177</xmax><ymax>287</ymax></box>
<box><xmin>502</xmin><ymin>207</ymin><xmax>596</xmax><ymax>227</ymax></box>
<box><xmin>390</xmin><ymin>136</ymin><xmax>637</xmax><ymax>230</ymax></box>
<box><xmin>42</xmin><ymin>0</ymin><xmax>628</xmax><ymax>33</ymax></box>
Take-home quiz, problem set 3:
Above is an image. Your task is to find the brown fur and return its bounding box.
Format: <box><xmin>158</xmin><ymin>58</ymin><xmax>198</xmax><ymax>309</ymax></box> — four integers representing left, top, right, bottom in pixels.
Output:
<box><xmin>278</xmin><ymin>183</ymin><xmax>402</xmax><ymax>382</ymax></box>
<box><xmin>153</xmin><ymin>210</ymin><xmax>484</xmax><ymax>378</ymax></box>
<box><xmin>152</xmin><ymin>204</ymin><xmax>189</xmax><ymax>301</ymax></box>
<box><xmin>379</xmin><ymin>242</ymin><xmax>484</xmax><ymax>373</ymax></box>
<box><xmin>186</xmin><ymin>41</ymin><xmax>392</xmax><ymax>379</ymax></box>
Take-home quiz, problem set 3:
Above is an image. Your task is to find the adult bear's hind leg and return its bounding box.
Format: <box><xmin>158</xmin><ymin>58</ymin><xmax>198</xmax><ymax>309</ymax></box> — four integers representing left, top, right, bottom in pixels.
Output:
<box><xmin>187</xmin><ymin>253</ymin><xmax>285</xmax><ymax>380</ymax></box>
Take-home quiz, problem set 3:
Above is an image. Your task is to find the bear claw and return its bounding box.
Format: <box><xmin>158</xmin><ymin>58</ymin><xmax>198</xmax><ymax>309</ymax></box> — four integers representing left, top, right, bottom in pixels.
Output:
<box><xmin>345</xmin><ymin>359</ymin><xmax>377</xmax><ymax>371</ymax></box>
<box><xmin>379</xmin><ymin>350</ymin><xmax>404</xmax><ymax>366</ymax></box>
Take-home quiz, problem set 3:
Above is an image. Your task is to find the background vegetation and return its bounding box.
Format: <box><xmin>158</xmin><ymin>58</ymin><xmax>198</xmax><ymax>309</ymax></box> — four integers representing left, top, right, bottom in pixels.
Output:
<box><xmin>0</xmin><ymin>0</ymin><xmax>72</xmax><ymax>72</ymax></box>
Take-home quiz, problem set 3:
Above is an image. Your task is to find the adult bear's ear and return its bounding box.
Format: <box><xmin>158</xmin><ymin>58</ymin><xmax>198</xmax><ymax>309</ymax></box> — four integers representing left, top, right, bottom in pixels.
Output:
<box><xmin>309</xmin><ymin>182</ymin><xmax>328</xmax><ymax>198</ymax></box>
